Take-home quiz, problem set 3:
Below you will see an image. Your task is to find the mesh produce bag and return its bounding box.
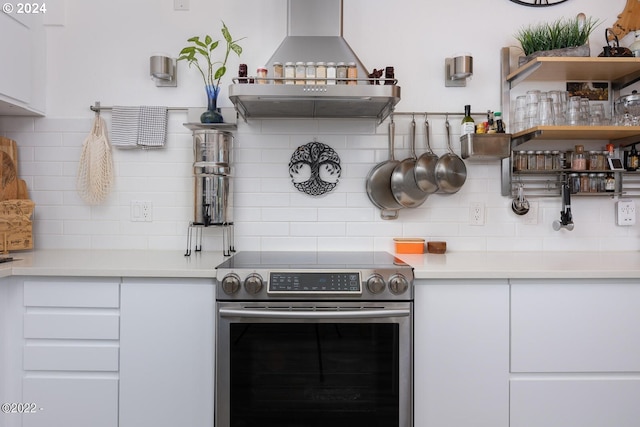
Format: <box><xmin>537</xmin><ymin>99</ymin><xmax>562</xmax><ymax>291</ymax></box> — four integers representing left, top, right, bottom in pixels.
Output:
<box><xmin>77</xmin><ymin>116</ymin><xmax>114</xmax><ymax>205</ymax></box>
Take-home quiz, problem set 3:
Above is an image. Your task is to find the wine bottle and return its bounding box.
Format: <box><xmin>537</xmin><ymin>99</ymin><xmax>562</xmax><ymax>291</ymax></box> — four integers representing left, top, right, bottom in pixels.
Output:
<box><xmin>461</xmin><ymin>105</ymin><xmax>475</xmax><ymax>136</ymax></box>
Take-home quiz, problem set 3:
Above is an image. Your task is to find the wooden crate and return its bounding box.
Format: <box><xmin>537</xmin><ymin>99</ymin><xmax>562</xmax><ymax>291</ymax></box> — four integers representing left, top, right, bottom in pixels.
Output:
<box><xmin>0</xmin><ymin>199</ymin><xmax>35</xmax><ymax>252</ymax></box>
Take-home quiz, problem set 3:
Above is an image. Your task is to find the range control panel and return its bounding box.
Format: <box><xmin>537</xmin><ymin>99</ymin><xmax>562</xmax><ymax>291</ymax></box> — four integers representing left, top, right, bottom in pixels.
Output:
<box><xmin>269</xmin><ymin>272</ymin><xmax>361</xmax><ymax>294</ymax></box>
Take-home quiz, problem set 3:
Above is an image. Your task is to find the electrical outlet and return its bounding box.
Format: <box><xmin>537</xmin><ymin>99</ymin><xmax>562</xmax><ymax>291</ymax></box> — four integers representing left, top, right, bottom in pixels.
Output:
<box><xmin>523</xmin><ymin>201</ymin><xmax>539</xmax><ymax>225</ymax></box>
<box><xmin>616</xmin><ymin>199</ymin><xmax>636</xmax><ymax>226</ymax></box>
<box><xmin>469</xmin><ymin>202</ymin><xmax>485</xmax><ymax>226</ymax></box>
<box><xmin>131</xmin><ymin>200</ymin><xmax>153</xmax><ymax>222</ymax></box>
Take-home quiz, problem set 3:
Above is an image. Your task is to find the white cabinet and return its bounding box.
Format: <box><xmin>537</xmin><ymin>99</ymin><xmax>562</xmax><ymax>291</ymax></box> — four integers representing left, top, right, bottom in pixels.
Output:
<box><xmin>0</xmin><ymin>276</ymin><xmax>24</xmax><ymax>427</ymax></box>
<box><xmin>510</xmin><ymin>279</ymin><xmax>640</xmax><ymax>427</ymax></box>
<box><xmin>414</xmin><ymin>280</ymin><xmax>510</xmax><ymax>427</ymax></box>
<box><xmin>119</xmin><ymin>278</ymin><xmax>215</xmax><ymax>427</ymax></box>
<box><xmin>21</xmin><ymin>277</ymin><xmax>120</xmax><ymax>427</ymax></box>
<box><xmin>0</xmin><ymin>11</ymin><xmax>45</xmax><ymax>115</ymax></box>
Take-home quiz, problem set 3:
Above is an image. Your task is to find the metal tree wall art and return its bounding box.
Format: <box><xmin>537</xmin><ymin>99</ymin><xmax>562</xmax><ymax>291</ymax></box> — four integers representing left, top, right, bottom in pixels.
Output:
<box><xmin>288</xmin><ymin>141</ymin><xmax>341</xmax><ymax>196</ymax></box>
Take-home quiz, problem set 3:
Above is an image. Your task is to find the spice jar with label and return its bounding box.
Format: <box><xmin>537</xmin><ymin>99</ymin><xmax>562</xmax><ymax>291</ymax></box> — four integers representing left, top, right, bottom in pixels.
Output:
<box><xmin>572</xmin><ymin>145</ymin><xmax>587</xmax><ymax>170</ymax></box>
<box><xmin>552</xmin><ymin>150</ymin><xmax>562</xmax><ymax>170</ymax></box>
<box><xmin>536</xmin><ymin>150</ymin><xmax>545</xmax><ymax>171</ymax></box>
<box><xmin>326</xmin><ymin>62</ymin><xmax>337</xmax><ymax>85</ymax></box>
<box><xmin>305</xmin><ymin>62</ymin><xmax>316</xmax><ymax>85</ymax></box>
<box><xmin>284</xmin><ymin>62</ymin><xmax>295</xmax><ymax>84</ymax></box>
<box><xmin>347</xmin><ymin>62</ymin><xmax>357</xmax><ymax>85</ymax></box>
<box><xmin>238</xmin><ymin>63</ymin><xmax>248</xmax><ymax>83</ymax></box>
<box><xmin>257</xmin><ymin>67</ymin><xmax>268</xmax><ymax>84</ymax></box>
<box><xmin>514</xmin><ymin>151</ymin><xmax>527</xmax><ymax>171</ymax></box>
<box><xmin>580</xmin><ymin>173</ymin><xmax>589</xmax><ymax>193</ymax></box>
<box><xmin>605</xmin><ymin>173</ymin><xmax>616</xmax><ymax>192</ymax></box>
<box><xmin>273</xmin><ymin>62</ymin><xmax>283</xmax><ymax>84</ymax></box>
<box><xmin>295</xmin><ymin>61</ymin><xmax>306</xmax><ymax>85</ymax></box>
<box><xmin>316</xmin><ymin>62</ymin><xmax>327</xmax><ymax>84</ymax></box>
<box><xmin>569</xmin><ymin>173</ymin><xmax>580</xmax><ymax>193</ymax></box>
<box><xmin>336</xmin><ymin>62</ymin><xmax>348</xmax><ymax>84</ymax></box>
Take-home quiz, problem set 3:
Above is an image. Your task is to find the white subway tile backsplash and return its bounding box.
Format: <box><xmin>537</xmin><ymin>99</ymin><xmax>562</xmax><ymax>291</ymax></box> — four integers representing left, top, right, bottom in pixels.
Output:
<box><xmin>0</xmin><ymin>114</ymin><xmax>637</xmax><ymax>252</ymax></box>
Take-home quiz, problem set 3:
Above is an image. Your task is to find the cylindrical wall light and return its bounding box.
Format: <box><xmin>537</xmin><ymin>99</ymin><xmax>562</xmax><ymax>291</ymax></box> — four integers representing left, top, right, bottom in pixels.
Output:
<box><xmin>150</xmin><ymin>55</ymin><xmax>177</xmax><ymax>87</ymax></box>
<box><xmin>445</xmin><ymin>54</ymin><xmax>473</xmax><ymax>87</ymax></box>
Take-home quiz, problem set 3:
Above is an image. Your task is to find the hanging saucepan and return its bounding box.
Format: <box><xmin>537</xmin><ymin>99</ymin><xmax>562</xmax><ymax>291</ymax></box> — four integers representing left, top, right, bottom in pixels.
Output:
<box><xmin>390</xmin><ymin>116</ymin><xmax>429</xmax><ymax>208</ymax></box>
<box><xmin>414</xmin><ymin>115</ymin><xmax>439</xmax><ymax>194</ymax></box>
<box><xmin>435</xmin><ymin>118</ymin><xmax>467</xmax><ymax>193</ymax></box>
<box><xmin>366</xmin><ymin>119</ymin><xmax>404</xmax><ymax>219</ymax></box>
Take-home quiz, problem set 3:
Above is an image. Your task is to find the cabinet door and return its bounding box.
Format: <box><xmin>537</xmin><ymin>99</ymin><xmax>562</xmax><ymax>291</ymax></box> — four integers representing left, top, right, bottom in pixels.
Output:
<box><xmin>414</xmin><ymin>280</ymin><xmax>510</xmax><ymax>427</ymax></box>
<box><xmin>119</xmin><ymin>278</ymin><xmax>214</xmax><ymax>427</ymax></box>
<box><xmin>22</xmin><ymin>377</ymin><xmax>118</xmax><ymax>427</ymax></box>
<box><xmin>511</xmin><ymin>279</ymin><xmax>640</xmax><ymax>372</ymax></box>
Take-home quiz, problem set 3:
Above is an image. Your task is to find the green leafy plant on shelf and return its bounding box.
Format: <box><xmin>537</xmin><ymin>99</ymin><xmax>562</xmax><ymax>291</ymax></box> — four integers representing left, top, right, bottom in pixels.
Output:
<box><xmin>515</xmin><ymin>15</ymin><xmax>600</xmax><ymax>56</ymax></box>
<box><xmin>177</xmin><ymin>21</ymin><xmax>245</xmax><ymax>122</ymax></box>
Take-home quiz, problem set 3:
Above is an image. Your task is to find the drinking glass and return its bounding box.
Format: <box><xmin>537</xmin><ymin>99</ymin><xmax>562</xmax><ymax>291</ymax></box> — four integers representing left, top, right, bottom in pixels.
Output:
<box><xmin>567</xmin><ymin>96</ymin><xmax>582</xmax><ymax>126</ymax></box>
<box><xmin>538</xmin><ymin>98</ymin><xmax>554</xmax><ymax>126</ymax></box>
<box><xmin>590</xmin><ymin>104</ymin><xmax>605</xmax><ymax>126</ymax></box>
<box><xmin>580</xmin><ymin>97</ymin><xmax>590</xmax><ymax>125</ymax></box>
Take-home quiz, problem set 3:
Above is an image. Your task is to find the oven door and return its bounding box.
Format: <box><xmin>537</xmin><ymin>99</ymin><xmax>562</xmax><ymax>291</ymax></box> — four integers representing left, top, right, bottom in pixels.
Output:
<box><xmin>215</xmin><ymin>301</ymin><xmax>413</xmax><ymax>427</ymax></box>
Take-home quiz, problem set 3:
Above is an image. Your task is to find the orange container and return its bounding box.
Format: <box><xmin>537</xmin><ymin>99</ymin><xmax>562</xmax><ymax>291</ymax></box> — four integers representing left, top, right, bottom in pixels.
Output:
<box><xmin>393</xmin><ymin>238</ymin><xmax>425</xmax><ymax>254</ymax></box>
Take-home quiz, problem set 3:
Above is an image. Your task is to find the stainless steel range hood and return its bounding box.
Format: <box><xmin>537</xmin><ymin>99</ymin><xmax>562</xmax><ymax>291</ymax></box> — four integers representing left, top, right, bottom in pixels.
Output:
<box><xmin>228</xmin><ymin>0</ymin><xmax>400</xmax><ymax>123</ymax></box>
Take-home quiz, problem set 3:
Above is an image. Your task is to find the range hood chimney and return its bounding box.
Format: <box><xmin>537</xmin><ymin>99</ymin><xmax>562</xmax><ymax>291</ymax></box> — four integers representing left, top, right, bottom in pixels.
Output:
<box><xmin>227</xmin><ymin>0</ymin><xmax>400</xmax><ymax>123</ymax></box>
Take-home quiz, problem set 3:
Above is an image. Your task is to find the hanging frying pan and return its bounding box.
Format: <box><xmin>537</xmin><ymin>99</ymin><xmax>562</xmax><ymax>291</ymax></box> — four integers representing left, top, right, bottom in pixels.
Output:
<box><xmin>366</xmin><ymin>119</ymin><xmax>404</xmax><ymax>219</ymax></box>
<box><xmin>414</xmin><ymin>116</ymin><xmax>439</xmax><ymax>194</ymax></box>
<box><xmin>390</xmin><ymin>116</ymin><xmax>429</xmax><ymax>208</ymax></box>
<box><xmin>435</xmin><ymin>118</ymin><xmax>467</xmax><ymax>194</ymax></box>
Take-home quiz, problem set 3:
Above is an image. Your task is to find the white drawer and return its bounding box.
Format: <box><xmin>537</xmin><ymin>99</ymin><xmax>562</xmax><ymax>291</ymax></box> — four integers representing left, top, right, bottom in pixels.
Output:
<box><xmin>24</xmin><ymin>312</ymin><xmax>119</xmax><ymax>339</ymax></box>
<box><xmin>23</xmin><ymin>345</ymin><xmax>119</xmax><ymax>371</ymax></box>
<box><xmin>24</xmin><ymin>279</ymin><xmax>120</xmax><ymax>308</ymax></box>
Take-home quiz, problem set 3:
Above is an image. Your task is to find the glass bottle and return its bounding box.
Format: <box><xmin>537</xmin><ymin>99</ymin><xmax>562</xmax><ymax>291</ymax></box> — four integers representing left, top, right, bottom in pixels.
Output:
<box><xmin>461</xmin><ymin>105</ymin><xmax>475</xmax><ymax>136</ymax></box>
<box><xmin>238</xmin><ymin>63</ymin><xmax>248</xmax><ymax>84</ymax></box>
<box><xmin>495</xmin><ymin>111</ymin><xmax>505</xmax><ymax>133</ymax></box>
<box><xmin>627</xmin><ymin>144</ymin><xmax>639</xmax><ymax>171</ymax></box>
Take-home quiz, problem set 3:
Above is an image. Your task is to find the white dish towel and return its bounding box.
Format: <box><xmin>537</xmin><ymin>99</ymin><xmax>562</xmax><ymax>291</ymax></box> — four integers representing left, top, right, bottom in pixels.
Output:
<box><xmin>111</xmin><ymin>106</ymin><xmax>168</xmax><ymax>149</ymax></box>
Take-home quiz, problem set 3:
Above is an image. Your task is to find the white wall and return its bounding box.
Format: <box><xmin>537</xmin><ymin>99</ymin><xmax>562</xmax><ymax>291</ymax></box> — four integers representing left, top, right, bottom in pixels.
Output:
<box><xmin>1</xmin><ymin>0</ymin><xmax>639</xmax><ymax>253</ymax></box>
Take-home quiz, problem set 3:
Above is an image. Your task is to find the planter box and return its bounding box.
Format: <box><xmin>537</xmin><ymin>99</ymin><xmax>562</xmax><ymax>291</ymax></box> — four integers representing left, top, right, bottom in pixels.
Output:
<box><xmin>460</xmin><ymin>133</ymin><xmax>511</xmax><ymax>160</ymax></box>
<box><xmin>518</xmin><ymin>45</ymin><xmax>590</xmax><ymax>67</ymax></box>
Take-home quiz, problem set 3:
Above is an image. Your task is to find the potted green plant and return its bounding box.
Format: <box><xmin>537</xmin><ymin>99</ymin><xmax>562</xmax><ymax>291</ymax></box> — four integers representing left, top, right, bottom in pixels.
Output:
<box><xmin>514</xmin><ymin>15</ymin><xmax>600</xmax><ymax>66</ymax></box>
<box><xmin>178</xmin><ymin>21</ymin><xmax>245</xmax><ymax>123</ymax></box>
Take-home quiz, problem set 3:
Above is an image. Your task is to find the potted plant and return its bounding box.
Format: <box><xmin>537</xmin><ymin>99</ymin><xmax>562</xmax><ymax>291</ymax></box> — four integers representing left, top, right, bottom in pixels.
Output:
<box><xmin>178</xmin><ymin>21</ymin><xmax>245</xmax><ymax>123</ymax></box>
<box><xmin>514</xmin><ymin>15</ymin><xmax>600</xmax><ymax>66</ymax></box>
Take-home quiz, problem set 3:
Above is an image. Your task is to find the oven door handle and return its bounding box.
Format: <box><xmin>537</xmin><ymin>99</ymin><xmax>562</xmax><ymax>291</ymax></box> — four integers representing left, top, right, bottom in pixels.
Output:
<box><xmin>218</xmin><ymin>308</ymin><xmax>411</xmax><ymax>319</ymax></box>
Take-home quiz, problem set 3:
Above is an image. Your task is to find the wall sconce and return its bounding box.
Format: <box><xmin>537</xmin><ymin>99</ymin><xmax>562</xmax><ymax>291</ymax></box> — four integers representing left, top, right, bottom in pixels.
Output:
<box><xmin>150</xmin><ymin>55</ymin><xmax>177</xmax><ymax>87</ymax></box>
<box><xmin>445</xmin><ymin>54</ymin><xmax>473</xmax><ymax>87</ymax></box>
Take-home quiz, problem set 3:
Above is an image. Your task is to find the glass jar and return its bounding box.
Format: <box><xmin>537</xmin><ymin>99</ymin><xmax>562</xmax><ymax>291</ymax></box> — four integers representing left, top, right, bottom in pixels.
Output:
<box><xmin>326</xmin><ymin>62</ymin><xmax>337</xmax><ymax>85</ymax></box>
<box><xmin>527</xmin><ymin>150</ymin><xmax>537</xmax><ymax>170</ymax></box>
<box><xmin>347</xmin><ymin>62</ymin><xmax>357</xmax><ymax>85</ymax></box>
<box><xmin>588</xmin><ymin>173</ymin><xmax>598</xmax><ymax>192</ymax></box>
<box><xmin>596</xmin><ymin>173</ymin><xmax>606</xmax><ymax>192</ymax></box>
<box><xmin>295</xmin><ymin>61</ymin><xmax>306</xmax><ymax>85</ymax></box>
<box><xmin>284</xmin><ymin>62</ymin><xmax>295</xmax><ymax>84</ymax></box>
<box><xmin>514</xmin><ymin>151</ymin><xmax>527</xmax><ymax>171</ymax></box>
<box><xmin>580</xmin><ymin>173</ymin><xmax>590</xmax><ymax>193</ymax></box>
<box><xmin>552</xmin><ymin>150</ymin><xmax>562</xmax><ymax>170</ymax></box>
<box><xmin>605</xmin><ymin>173</ymin><xmax>616</xmax><ymax>192</ymax></box>
<box><xmin>572</xmin><ymin>145</ymin><xmax>587</xmax><ymax>170</ymax></box>
<box><xmin>544</xmin><ymin>150</ymin><xmax>553</xmax><ymax>170</ymax></box>
<box><xmin>316</xmin><ymin>62</ymin><xmax>327</xmax><ymax>84</ymax></box>
<box><xmin>570</xmin><ymin>174</ymin><xmax>581</xmax><ymax>193</ymax></box>
<box><xmin>273</xmin><ymin>62</ymin><xmax>283</xmax><ymax>84</ymax></box>
<box><xmin>535</xmin><ymin>150</ymin><xmax>545</xmax><ymax>171</ymax></box>
<box><xmin>336</xmin><ymin>62</ymin><xmax>348</xmax><ymax>84</ymax></box>
<box><xmin>305</xmin><ymin>61</ymin><xmax>316</xmax><ymax>85</ymax></box>
<box><xmin>256</xmin><ymin>67</ymin><xmax>268</xmax><ymax>84</ymax></box>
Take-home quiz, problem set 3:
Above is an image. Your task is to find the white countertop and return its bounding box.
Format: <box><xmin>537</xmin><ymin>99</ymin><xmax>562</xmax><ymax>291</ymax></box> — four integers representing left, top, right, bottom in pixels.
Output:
<box><xmin>0</xmin><ymin>250</ymin><xmax>638</xmax><ymax>280</ymax></box>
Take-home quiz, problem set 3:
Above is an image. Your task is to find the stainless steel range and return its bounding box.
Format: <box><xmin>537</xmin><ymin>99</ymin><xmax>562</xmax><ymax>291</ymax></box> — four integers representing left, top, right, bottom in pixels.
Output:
<box><xmin>214</xmin><ymin>251</ymin><xmax>414</xmax><ymax>427</ymax></box>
